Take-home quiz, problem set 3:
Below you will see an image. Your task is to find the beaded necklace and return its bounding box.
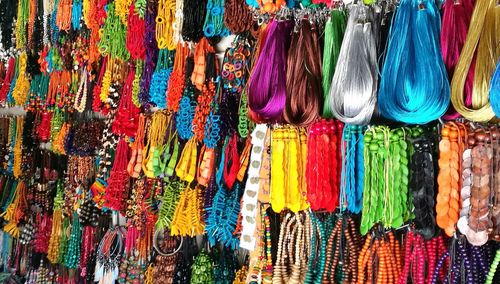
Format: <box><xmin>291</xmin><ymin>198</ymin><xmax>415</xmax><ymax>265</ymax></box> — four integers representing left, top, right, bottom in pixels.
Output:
<box><xmin>173</xmin><ymin>0</ymin><xmax>184</xmax><ymax>45</ymax></box>
<box><xmin>98</xmin><ymin>3</ymin><xmax>130</xmax><ymax>61</ymax></box>
<box><xmin>138</xmin><ymin>3</ymin><xmax>158</xmax><ymax>106</ymax></box>
<box><xmin>273</xmin><ymin>212</ymin><xmax>307</xmax><ymax>284</ymax></box>
<box><xmin>237</xmin><ymin>91</ymin><xmax>250</xmax><ymax>138</ymax></box>
<box><xmin>149</xmin><ymin>49</ymin><xmax>173</xmax><ymax>109</ymax></box>
<box><xmin>71</xmin><ymin>0</ymin><xmax>82</xmax><ymax>30</ymax></box>
<box><xmin>202</xmin><ymin>0</ymin><xmax>226</xmax><ymax>37</ymax></box>
<box><xmin>360</xmin><ymin>126</ymin><xmax>418</xmax><ymax>235</ymax></box>
<box><xmin>0</xmin><ymin>57</ymin><xmax>16</xmax><ymax>104</ymax></box>
<box><xmin>270</xmin><ymin>126</ymin><xmax>308</xmax><ymax>213</ymax></box>
<box><xmin>190</xmin><ymin>249</ymin><xmax>214</xmax><ymax>284</ymax></box>
<box><xmin>151</xmin><ymin>230</ymin><xmax>182</xmax><ymax>283</ymax></box>
<box><xmin>143</xmin><ymin>111</ymin><xmax>169</xmax><ymax>178</ymax></box>
<box><xmin>197</xmin><ymin>144</ymin><xmax>215</xmax><ymax>186</ymax></box>
<box><xmin>203</xmin><ymin>99</ymin><xmax>221</xmax><ymax>149</ymax></box>
<box><xmin>410</xmin><ymin>132</ymin><xmax>438</xmax><ymax>239</ymax></box>
<box><xmin>55</xmin><ymin>0</ymin><xmax>72</xmax><ymax>31</ymax></box>
<box><xmin>170</xmin><ymin>184</ymin><xmax>205</xmax><ymax>236</ymax></box>
<box><xmin>398</xmin><ymin>231</ymin><xmax>427</xmax><ymax>284</ymax></box>
<box><xmin>357</xmin><ymin>230</ymin><xmax>402</xmax><ymax>284</ymax></box>
<box><xmin>115</xmin><ymin>0</ymin><xmax>132</xmax><ymax>24</ymax></box>
<box><xmin>127</xmin><ymin>114</ymin><xmax>146</xmax><ymax>178</ymax></box>
<box><xmin>307</xmin><ymin>119</ymin><xmax>342</xmax><ymax>212</ymax></box>
<box><xmin>12</xmin><ymin>116</ymin><xmax>23</xmax><ymax>178</ymax></box>
<box><xmin>156</xmin><ymin>0</ymin><xmax>176</xmax><ymax>50</ymax></box>
<box><xmin>485</xmin><ymin>249</ymin><xmax>500</xmax><ymax>284</ymax></box>
<box><xmin>175</xmin><ymin>137</ymin><xmax>197</xmax><ymax>182</ymax></box>
<box><xmin>126</xmin><ymin>4</ymin><xmax>146</xmax><ymax>60</ymax></box>
<box><xmin>182</xmin><ymin>0</ymin><xmax>207</xmax><ymax>42</ymax></box>
<box><xmin>63</xmin><ymin>212</ymin><xmax>82</xmax><ymax>269</ymax></box>
<box><xmin>224</xmin><ymin>0</ymin><xmax>253</xmax><ymax>34</ymax></box>
<box><xmin>26</xmin><ymin>73</ymin><xmax>49</xmax><ymax>111</ymax></box>
<box><xmin>192</xmin><ymin>72</ymin><xmax>217</xmax><ymax>142</ymax></box>
<box><xmin>465</xmin><ymin>127</ymin><xmax>495</xmax><ymax>246</ymax></box>
<box><xmin>12</xmin><ymin>53</ymin><xmax>30</xmax><ymax>106</ymax></box>
<box><xmin>112</xmin><ymin>68</ymin><xmax>141</xmax><ymax>137</ymax></box>
<box><xmin>176</xmin><ymin>86</ymin><xmax>197</xmax><ymax>140</ymax></box>
<box><xmin>436</xmin><ymin>122</ymin><xmax>465</xmax><ymax>237</ymax></box>
<box><xmin>156</xmin><ymin>179</ymin><xmax>184</xmax><ymax>230</ymax></box>
<box><xmin>15</xmin><ymin>0</ymin><xmax>29</xmax><ymax>48</ymax></box>
<box><xmin>73</xmin><ymin>69</ymin><xmax>88</xmax><ymax>113</ymax></box>
<box><xmin>167</xmin><ymin>42</ymin><xmax>189</xmax><ymax>112</ymax></box>
<box><xmin>104</xmin><ymin>138</ymin><xmax>130</xmax><ymax>212</ymax></box>
<box><xmin>0</xmin><ymin>181</ymin><xmax>26</xmax><ymax>238</ymax></box>
<box><xmin>206</xmin><ymin>151</ymin><xmax>242</xmax><ymax>248</ymax></box>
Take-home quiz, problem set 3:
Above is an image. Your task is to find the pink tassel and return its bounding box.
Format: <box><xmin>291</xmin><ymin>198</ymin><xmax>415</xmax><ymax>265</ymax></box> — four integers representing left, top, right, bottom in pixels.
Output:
<box><xmin>441</xmin><ymin>0</ymin><xmax>476</xmax><ymax>119</ymax></box>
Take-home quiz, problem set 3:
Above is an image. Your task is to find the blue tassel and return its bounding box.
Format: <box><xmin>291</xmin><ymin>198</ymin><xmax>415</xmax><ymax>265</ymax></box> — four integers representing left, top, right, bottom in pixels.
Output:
<box><xmin>378</xmin><ymin>0</ymin><xmax>449</xmax><ymax>124</ymax></box>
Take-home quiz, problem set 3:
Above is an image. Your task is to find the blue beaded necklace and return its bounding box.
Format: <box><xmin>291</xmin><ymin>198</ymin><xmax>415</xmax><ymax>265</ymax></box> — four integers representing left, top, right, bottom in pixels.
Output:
<box><xmin>71</xmin><ymin>0</ymin><xmax>82</xmax><ymax>30</ymax></box>
<box><xmin>149</xmin><ymin>49</ymin><xmax>174</xmax><ymax>109</ymax></box>
<box><xmin>176</xmin><ymin>90</ymin><xmax>196</xmax><ymax>140</ymax></box>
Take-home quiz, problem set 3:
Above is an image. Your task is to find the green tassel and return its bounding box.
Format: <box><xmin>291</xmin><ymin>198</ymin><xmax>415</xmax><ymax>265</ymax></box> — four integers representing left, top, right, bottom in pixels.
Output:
<box><xmin>322</xmin><ymin>10</ymin><xmax>347</xmax><ymax>118</ymax></box>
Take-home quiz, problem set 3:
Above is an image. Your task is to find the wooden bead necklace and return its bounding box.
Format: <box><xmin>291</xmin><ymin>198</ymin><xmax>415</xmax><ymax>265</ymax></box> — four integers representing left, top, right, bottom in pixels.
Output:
<box><xmin>73</xmin><ymin>69</ymin><xmax>88</xmax><ymax>113</ymax></box>
<box><xmin>357</xmin><ymin>229</ymin><xmax>402</xmax><ymax>284</ymax></box>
